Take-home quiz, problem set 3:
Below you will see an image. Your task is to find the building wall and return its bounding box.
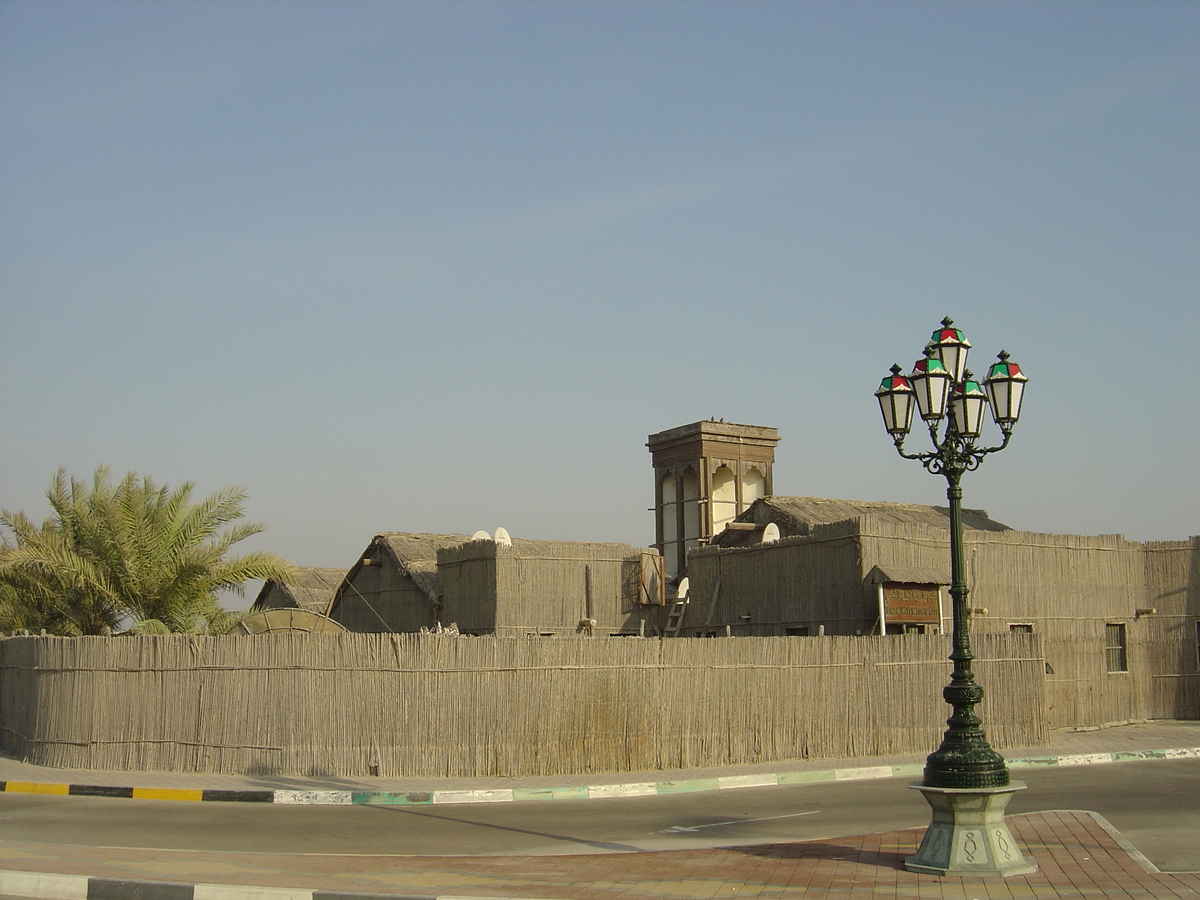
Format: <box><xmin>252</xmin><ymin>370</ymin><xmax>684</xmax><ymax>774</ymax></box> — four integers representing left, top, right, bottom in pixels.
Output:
<box><xmin>439</xmin><ymin>540</ymin><xmax>652</xmax><ymax>636</ymax></box>
<box><xmin>1143</xmin><ymin>538</ymin><xmax>1200</xmax><ymax>719</ymax></box>
<box><xmin>859</xmin><ymin>523</ymin><xmax>1200</xmax><ymax>725</ymax></box>
<box><xmin>329</xmin><ymin>564</ymin><xmax>437</xmax><ymax>633</ymax></box>
<box><xmin>436</xmin><ymin>542</ymin><xmax>499</xmax><ymax>634</ymax></box>
<box><xmin>694</xmin><ymin>516</ymin><xmax>1198</xmax><ymax>727</ymax></box>
<box><xmin>686</xmin><ymin>521</ymin><xmax>868</xmax><ymax>636</ymax></box>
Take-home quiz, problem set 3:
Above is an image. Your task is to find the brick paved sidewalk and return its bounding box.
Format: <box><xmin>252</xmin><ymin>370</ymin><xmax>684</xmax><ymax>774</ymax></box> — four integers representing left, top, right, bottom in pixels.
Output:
<box><xmin>1</xmin><ymin>810</ymin><xmax>1197</xmax><ymax>899</ymax></box>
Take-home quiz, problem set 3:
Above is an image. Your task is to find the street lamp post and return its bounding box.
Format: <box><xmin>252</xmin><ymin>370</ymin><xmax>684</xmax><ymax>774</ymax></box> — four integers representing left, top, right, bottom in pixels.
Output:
<box><xmin>875</xmin><ymin>317</ymin><xmax>1036</xmax><ymax>877</ymax></box>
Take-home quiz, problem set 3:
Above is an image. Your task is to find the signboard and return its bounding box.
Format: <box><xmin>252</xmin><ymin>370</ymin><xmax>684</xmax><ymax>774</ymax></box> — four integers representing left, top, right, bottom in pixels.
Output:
<box><xmin>883</xmin><ymin>584</ymin><xmax>940</xmax><ymax>624</ymax></box>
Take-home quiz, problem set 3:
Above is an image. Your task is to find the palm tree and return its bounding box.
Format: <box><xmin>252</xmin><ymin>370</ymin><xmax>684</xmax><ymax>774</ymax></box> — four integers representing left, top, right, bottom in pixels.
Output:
<box><xmin>1</xmin><ymin>467</ymin><xmax>295</xmax><ymax>635</ymax></box>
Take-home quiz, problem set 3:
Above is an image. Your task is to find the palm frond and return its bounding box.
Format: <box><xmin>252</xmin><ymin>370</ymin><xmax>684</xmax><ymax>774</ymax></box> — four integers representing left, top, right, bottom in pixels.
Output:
<box><xmin>1</xmin><ymin>466</ymin><xmax>296</xmax><ymax>634</ymax></box>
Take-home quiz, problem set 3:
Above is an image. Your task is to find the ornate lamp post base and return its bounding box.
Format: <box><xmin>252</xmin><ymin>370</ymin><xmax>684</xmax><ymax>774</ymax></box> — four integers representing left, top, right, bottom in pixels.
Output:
<box><xmin>905</xmin><ymin>781</ymin><xmax>1037</xmax><ymax>877</ymax></box>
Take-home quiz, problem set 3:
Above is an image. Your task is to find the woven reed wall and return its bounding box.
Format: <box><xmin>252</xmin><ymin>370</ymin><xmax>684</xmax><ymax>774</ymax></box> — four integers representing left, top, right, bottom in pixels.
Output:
<box><xmin>1142</xmin><ymin>538</ymin><xmax>1200</xmax><ymax>720</ymax></box>
<box><xmin>859</xmin><ymin>523</ymin><xmax>1199</xmax><ymax>727</ymax></box>
<box><xmin>688</xmin><ymin>521</ymin><xmax>866</xmax><ymax>635</ymax></box>
<box><xmin>439</xmin><ymin>541</ymin><xmax>645</xmax><ymax>636</ymax></box>
<box><xmin>0</xmin><ymin>632</ymin><xmax>1044</xmax><ymax>778</ymax></box>
<box><xmin>331</xmin><ymin>565</ymin><xmax>435</xmax><ymax>633</ymax></box>
<box><xmin>683</xmin><ymin>522</ymin><xmax>1197</xmax><ymax>728</ymax></box>
<box><xmin>436</xmin><ymin>543</ymin><xmax>498</xmax><ymax>634</ymax></box>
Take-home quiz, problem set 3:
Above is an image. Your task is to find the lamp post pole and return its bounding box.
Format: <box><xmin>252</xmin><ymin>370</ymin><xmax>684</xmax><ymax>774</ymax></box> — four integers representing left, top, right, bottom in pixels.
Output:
<box><xmin>875</xmin><ymin>318</ymin><xmax>1035</xmax><ymax>876</ymax></box>
<box><xmin>917</xmin><ymin>419</ymin><xmax>1010</xmax><ymax>788</ymax></box>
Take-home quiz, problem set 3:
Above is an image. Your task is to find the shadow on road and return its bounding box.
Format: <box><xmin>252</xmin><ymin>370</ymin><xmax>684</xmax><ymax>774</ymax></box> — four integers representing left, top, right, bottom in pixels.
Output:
<box><xmin>362</xmin><ymin>803</ymin><xmax>643</xmax><ymax>853</ymax></box>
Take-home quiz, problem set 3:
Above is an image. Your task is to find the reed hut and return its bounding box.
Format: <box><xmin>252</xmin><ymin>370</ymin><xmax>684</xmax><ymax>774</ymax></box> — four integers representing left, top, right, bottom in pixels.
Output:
<box><xmin>250</xmin><ymin>567</ymin><xmax>345</xmax><ymax>615</ymax></box>
<box><xmin>437</xmin><ymin>537</ymin><xmax>664</xmax><ymax>636</ymax></box>
<box><xmin>327</xmin><ymin>533</ymin><xmax>468</xmax><ymax>633</ymax></box>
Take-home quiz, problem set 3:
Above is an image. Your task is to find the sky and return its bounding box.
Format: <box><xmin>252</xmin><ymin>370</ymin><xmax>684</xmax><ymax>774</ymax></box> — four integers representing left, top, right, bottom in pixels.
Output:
<box><xmin>1</xmin><ymin>0</ymin><xmax>1197</xmax><ymax>607</ymax></box>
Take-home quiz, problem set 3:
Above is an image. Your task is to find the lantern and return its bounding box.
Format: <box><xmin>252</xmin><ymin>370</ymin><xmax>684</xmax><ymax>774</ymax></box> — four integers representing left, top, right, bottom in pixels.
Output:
<box><xmin>876</xmin><ymin>364</ymin><xmax>915</xmax><ymax>436</ymax></box>
<box><xmin>930</xmin><ymin>317</ymin><xmax>971</xmax><ymax>383</ymax></box>
<box><xmin>909</xmin><ymin>350</ymin><xmax>952</xmax><ymax>421</ymax></box>
<box><xmin>950</xmin><ymin>372</ymin><xmax>988</xmax><ymax>439</ymax></box>
<box><xmin>983</xmin><ymin>351</ymin><xmax>1027</xmax><ymax>429</ymax></box>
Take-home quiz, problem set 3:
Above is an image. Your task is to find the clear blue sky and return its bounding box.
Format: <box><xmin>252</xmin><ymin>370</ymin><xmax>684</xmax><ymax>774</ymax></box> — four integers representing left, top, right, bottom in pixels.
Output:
<box><xmin>2</xmin><ymin>0</ymin><xmax>1197</xmax><ymax>602</ymax></box>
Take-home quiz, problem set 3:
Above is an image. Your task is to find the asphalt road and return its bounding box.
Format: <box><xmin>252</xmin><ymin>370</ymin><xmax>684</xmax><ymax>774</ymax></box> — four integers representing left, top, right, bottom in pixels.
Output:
<box><xmin>0</xmin><ymin>758</ymin><xmax>1196</xmax><ymax>872</ymax></box>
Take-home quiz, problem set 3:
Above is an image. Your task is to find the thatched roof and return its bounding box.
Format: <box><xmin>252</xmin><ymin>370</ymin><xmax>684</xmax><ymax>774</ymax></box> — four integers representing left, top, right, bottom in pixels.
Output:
<box><xmin>503</xmin><ymin>538</ymin><xmax>639</xmax><ymax>558</ymax></box>
<box><xmin>372</xmin><ymin>532</ymin><xmax>471</xmax><ymax>600</ymax></box>
<box><xmin>864</xmin><ymin>564</ymin><xmax>951</xmax><ymax>585</ymax></box>
<box><xmin>250</xmin><ymin>567</ymin><xmax>345</xmax><ymax>615</ymax></box>
<box><xmin>436</xmin><ymin>536</ymin><xmax>645</xmax><ymax>568</ymax></box>
<box><xmin>713</xmin><ymin>496</ymin><xmax>1010</xmax><ymax>547</ymax></box>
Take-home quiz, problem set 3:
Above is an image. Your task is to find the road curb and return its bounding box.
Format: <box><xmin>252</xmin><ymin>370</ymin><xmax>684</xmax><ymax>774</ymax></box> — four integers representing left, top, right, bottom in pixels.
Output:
<box><xmin>2</xmin><ymin>746</ymin><xmax>1196</xmax><ymax>807</ymax></box>
<box><xmin>0</xmin><ymin>872</ymin><xmax>505</xmax><ymax>900</ymax></box>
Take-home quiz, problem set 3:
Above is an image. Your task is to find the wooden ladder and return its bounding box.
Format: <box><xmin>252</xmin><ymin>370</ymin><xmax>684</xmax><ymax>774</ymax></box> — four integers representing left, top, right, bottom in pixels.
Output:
<box><xmin>664</xmin><ymin>596</ymin><xmax>689</xmax><ymax>637</ymax></box>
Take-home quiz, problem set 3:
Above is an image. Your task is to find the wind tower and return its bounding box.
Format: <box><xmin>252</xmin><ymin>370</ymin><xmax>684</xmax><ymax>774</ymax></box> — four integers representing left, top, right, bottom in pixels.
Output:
<box><xmin>647</xmin><ymin>420</ymin><xmax>780</xmax><ymax>578</ymax></box>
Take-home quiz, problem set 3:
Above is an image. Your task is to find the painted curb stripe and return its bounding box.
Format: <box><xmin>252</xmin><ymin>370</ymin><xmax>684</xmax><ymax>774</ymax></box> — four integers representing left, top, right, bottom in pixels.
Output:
<box><xmin>131</xmin><ymin>788</ymin><xmax>204</xmax><ymax>802</ymax></box>
<box><xmin>1006</xmin><ymin>756</ymin><xmax>1059</xmax><ymax>768</ymax></box>
<box><xmin>3</xmin><ymin>781</ymin><xmax>71</xmax><ymax>795</ymax></box>
<box><xmin>835</xmin><ymin>766</ymin><xmax>893</xmax><ymax>782</ymax></box>
<box><xmin>0</xmin><ymin>870</ymin><xmax>89</xmax><ymax>900</ymax></box>
<box><xmin>350</xmin><ymin>791</ymin><xmax>433</xmax><ymax>805</ymax></box>
<box><xmin>655</xmin><ymin>778</ymin><xmax>720</xmax><ymax>794</ymax></box>
<box><xmin>88</xmin><ymin>877</ymin><xmax>193</xmax><ymax>900</ymax></box>
<box><xmin>200</xmin><ymin>790</ymin><xmax>275</xmax><ymax>803</ymax></box>
<box><xmin>716</xmin><ymin>774</ymin><xmax>778</xmax><ymax>790</ymax></box>
<box><xmin>512</xmin><ymin>785</ymin><xmax>589</xmax><ymax>801</ymax></box>
<box><xmin>429</xmin><ymin>789</ymin><xmax>513</xmax><ymax>804</ymax></box>
<box><xmin>193</xmin><ymin>884</ymin><xmax>311</xmax><ymax>900</ymax></box>
<box><xmin>777</xmin><ymin>769</ymin><xmax>836</xmax><ymax>785</ymax></box>
<box><xmin>1056</xmin><ymin>753</ymin><xmax>1114</xmax><ymax>767</ymax></box>
<box><xmin>586</xmin><ymin>782</ymin><xmax>657</xmax><ymax>798</ymax></box>
<box><xmin>1165</xmin><ymin>747</ymin><xmax>1200</xmax><ymax>758</ymax></box>
<box><xmin>273</xmin><ymin>791</ymin><xmax>353</xmax><ymax>805</ymax></box>
<box><xmin>70</xmin><ymin>785</ymin><xmax>136</xmax><ymax>798</ymax></box>
<box><xmin>0</xmin><ymin>871</ymin><xmax>500</xmax><ymax>900</ymax></box>
<box><xmin>2</xmin><ymin>745</ymin><xmax>1196</xmax><ymax>807</ymax></box>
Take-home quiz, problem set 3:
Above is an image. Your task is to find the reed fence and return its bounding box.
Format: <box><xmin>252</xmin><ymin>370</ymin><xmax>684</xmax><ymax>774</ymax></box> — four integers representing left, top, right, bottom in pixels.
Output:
<box><xmin>0</xmin><ymin>632</ymin><xmax>1044</xmax><ymax>778</ymax></box>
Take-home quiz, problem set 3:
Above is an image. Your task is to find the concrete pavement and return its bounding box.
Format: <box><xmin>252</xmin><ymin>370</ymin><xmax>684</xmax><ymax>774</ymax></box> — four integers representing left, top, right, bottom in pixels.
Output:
<box><xmin>1</xmin><ymin>720</ymin><xmax>1198</xmax><ymax>900</ymax></box>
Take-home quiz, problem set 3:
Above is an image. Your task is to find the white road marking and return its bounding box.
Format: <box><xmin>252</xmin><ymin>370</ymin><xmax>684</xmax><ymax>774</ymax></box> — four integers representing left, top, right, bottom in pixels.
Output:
<box><xmin>660</xmin><ymin>810</ymin><xmax>820</xmax><ymax>833</ymax></box>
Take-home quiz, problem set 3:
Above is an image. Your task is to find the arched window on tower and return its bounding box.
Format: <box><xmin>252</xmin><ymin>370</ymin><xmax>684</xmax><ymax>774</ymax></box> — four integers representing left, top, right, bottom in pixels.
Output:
<box><xmin>743</xmin><ymin>466</ymin><xmax>765</xmax><ymax>508</ymax></box>
<box><xmin>712</xmin><ymin>465</ymin><xmax>737</xmax><ymax>538</ymax></box>
<box><xmin>660</xmin><ymin>473</ymin><xmax>677</xmax><ymax>576</ymax></box>
<box><xmin>682</xmin><ymin>468</ymin><xmax>701</xmax><ymax>559</ymax></box>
